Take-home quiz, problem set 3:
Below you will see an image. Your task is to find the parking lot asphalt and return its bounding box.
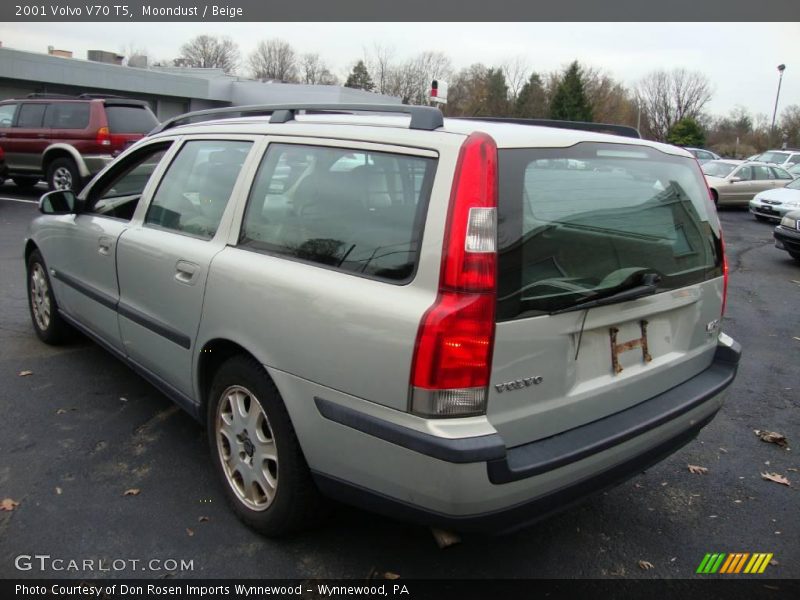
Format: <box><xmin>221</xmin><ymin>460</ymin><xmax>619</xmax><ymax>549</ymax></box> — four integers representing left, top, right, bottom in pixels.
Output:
<box><xmin>0</xmin><ymin>182</ymin><xmax>798</xmax><ymax>580</ymax></box>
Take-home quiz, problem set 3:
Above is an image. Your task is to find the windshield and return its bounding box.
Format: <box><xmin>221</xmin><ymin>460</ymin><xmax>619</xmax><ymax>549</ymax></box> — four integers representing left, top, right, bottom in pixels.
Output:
<box><xmin>497</xmin><ymin>142</ymin><xmax>723</xmax><ymax>319</ymax></box>
<box><xmin>787</xmin><ymin>178</ymin><xmax>800</xmax><ymax>191</ymax></box>
<box><xmin>759</xmin><ymin>151</ymin><xmax>790</xmax><ymax>164</ymax></box>
<box><xmin>702</xmin><ymin>162</ymin><xmax>736</xmax><ymax>177</ymax></box>
<box><xmin>105</xmin><ymin>105</ymin><xmax>159</xmax><ymax>133</ymax></box>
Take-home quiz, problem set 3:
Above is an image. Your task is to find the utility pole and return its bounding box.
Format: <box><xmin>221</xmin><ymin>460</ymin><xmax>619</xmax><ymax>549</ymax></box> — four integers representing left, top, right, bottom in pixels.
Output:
<box><xmin>770</xmin><ymin>64</ymin><xmax>786</xmax><ymax>148</ymax></box>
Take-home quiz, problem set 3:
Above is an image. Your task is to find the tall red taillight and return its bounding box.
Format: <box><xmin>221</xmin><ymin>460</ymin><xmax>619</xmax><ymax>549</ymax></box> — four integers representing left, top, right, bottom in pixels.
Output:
<box><xmin>410</xmin><ymin>132</ymin><xmax>498</xmax><ymax>417</ymax></box>
<box><xmin>720</xmin><ymin>232</ymin><xmax>729</xmax><ymax>317</ymax></box>
<box><xmin>96</xmin><ymin>126</ymin><xmax>111</xmax><ymax>147</ymax></box>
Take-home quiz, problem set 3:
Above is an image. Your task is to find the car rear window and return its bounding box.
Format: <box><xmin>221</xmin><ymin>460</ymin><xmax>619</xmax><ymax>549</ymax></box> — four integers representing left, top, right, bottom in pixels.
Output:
<box><xmin>497</xmin><ymin>142</ymin><xmax>723</xmax><ymax>320</ymax></box>
<box><xmin>47</xmin><ymin>103</ymin><xmax>90</xmax><ymax>129</ymax></box>
<box><xmin>702</xmin><ymin>162</ymin><xmax>735</xmax><ymax>177</ymax></box>
<box><xmin>240</xmin><ymin>144</ymin><xmax>436</xmax><ymax>283</ymax></box>
<box><xmin>105</xmin><ymin>105</ymin><xmax>159</xmax><ymax>133</ymax></box>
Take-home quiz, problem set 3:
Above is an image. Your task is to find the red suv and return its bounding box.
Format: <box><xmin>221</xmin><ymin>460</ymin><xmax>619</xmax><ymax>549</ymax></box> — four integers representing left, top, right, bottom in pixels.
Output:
<box><xmin>0</xmin><ymin>94</ymin><xmax>159</xmax><ymax>191</ymax></box>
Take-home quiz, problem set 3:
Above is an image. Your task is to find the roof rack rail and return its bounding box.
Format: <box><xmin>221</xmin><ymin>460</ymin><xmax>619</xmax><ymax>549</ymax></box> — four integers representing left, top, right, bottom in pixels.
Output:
<box><xmin>453</xmin><ymin>117</ymin><xmax>641</xmax><ymax>139</ymax></box>
<box><xmin>77</xmin><ymin>93</ymin><xmax>124</xmax><ymax>99</ymax></box>
<box><xmin>25</xmin><ymin>93</ymin><xmax>76</xmax><ymax>99</ymax></box>
<box><xmin>149</xmin><ymin>103</ymin><xmax>444</xmax><ymax>135</ymax></box>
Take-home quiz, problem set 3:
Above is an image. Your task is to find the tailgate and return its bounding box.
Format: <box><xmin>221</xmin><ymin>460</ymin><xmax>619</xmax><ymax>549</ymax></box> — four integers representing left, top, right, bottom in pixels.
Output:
<box><xmin>488</xmin><ymin>279</ymin><xmax>723</xmax><ymax>447</ymax></box>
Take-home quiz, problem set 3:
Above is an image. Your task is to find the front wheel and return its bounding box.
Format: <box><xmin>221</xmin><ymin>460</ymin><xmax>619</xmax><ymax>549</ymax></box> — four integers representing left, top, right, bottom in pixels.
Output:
<box><xmin>26</xmin><ymin>249</ymin><xmax>74</xmax><ymax>344</ymax></box>
<box><xmin>207</xmin><ymin>355</ymin><xmax>326</xmax><ymax>536</ymax></box>
<box><xmin>789</xmin><ymin>251</ymin><xmax>800</xmax><ymax>263</ymax></box>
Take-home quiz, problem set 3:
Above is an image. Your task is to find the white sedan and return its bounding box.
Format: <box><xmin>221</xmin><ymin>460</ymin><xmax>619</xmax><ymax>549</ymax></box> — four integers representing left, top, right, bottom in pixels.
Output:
<box><xmin>749</xmin><ymin>177</ymin><xmax>800</xmax><ymax>222</ymax></box>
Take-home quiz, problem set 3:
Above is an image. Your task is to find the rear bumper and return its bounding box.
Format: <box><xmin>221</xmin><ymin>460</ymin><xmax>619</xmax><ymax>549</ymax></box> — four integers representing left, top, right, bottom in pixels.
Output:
<box><xmin>312</xmin><ymin>338</ymin><xmax>741</xmax><ymax>533</ymax></box>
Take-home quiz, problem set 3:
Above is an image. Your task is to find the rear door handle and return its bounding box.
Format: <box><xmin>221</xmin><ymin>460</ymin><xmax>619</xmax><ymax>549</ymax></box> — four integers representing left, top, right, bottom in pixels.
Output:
<box><xmin>98</xmin><ymin>236</ymin><xmax>113</xmax><ymax>256</ymax></box>
<box><xmin>175</xmin><ymin>260</ymin><xmax>199</xmax><ymax>285</ymax></box>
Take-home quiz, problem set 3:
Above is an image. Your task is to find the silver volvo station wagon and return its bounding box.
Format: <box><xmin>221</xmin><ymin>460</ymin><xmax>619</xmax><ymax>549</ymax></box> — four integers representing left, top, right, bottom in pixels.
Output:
<box><xmin>24</xmin><ymin>104</ymin><xmax>741</xmax><ymax>536</ymax></box>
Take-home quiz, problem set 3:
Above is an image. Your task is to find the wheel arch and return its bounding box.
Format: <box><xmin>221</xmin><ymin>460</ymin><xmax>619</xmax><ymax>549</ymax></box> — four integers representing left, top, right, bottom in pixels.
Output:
<box><xmin>196</xmin><ymin>338</ymin><xmax>273</xmax><ymax>419</ymax></box>
<box><xmin>42</xmin><ymin>144</ymin><xmax>90</xmax><ymax>178</ymax></box>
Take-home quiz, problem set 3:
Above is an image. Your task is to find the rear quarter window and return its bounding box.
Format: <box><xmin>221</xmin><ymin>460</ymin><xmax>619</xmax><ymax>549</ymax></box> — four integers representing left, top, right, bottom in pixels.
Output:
<box><xmin>16</xmin><ymin>103</ymin><xmax>47</xmax><ymax>128</ymax></box>
<box><xmin>105</xmin><ymin>105</ymin><xmax>159</xmax><ymax>133</ymax></box>
<box><xmin>239</xmin><ymin>143</ymin><xmax>436</xmax><ymax>283</ymax></box>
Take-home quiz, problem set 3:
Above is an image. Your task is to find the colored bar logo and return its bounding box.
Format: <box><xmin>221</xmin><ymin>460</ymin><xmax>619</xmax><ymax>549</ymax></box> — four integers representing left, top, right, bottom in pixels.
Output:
<box><xmin>696</xmin><ymin>553</ymin><xmax>773</xmax><ymax>574</ymax></box>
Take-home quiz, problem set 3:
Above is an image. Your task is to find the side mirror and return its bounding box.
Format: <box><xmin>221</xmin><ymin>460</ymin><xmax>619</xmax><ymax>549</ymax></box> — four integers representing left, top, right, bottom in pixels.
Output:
<box><xmin>39</xmin><ymin>190</ymin><xmax>78</xmax><ymax>215</ymax></box>
<box><xmin>728</xmin><ymin>176</ymin><xmax>742</xmax><ymax>183</ymax></box>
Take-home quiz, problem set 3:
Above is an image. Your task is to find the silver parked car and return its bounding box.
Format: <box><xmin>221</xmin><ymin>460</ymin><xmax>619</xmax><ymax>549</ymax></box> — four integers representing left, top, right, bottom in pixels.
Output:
<box><xmin>24</xmin><ymin>105</ymin><xmax>740</xmax><ymax>536</ymax></box>
<box><xmin>684</xmin><ymin>147</ymin><xmax>720</xmax><ymax>164</ymax></box>
<box><xmin>702</xmin><ymin>159</ymin><xmax>793</xmax><ymax>206</ymax></box>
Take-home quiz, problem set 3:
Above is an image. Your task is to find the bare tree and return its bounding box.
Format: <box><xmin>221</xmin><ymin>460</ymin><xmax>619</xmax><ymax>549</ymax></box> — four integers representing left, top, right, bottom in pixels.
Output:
<box><xmin>385</xmin><ymin>51</ymin><xmax>453</xmax><ymax>104</ymax></box>
<box><xmin>364</xmin><ymin>43</ymin><xmax>395</xmax><ymax>95</ymax></box>
<box><xmin>502</xmin><ymin>56</ymin><xmax>530</xmax><ymax>102</ymax></box>
<box><xmin>581</xmin><ymin>66</ymin><xmax>638</xmax><ymax>127</ymax></box>
<box><xmin>178</xmin><ymin>35</ymin><xmax>239</xmax><ymax>73</ymax></box>
<box><xmin>249</xmin><ymin>39</ymin><xmax>298</xmax><ymax>82</ymax></box>
<box><xmin>635</xmin><ymin>68</ymin><xmax>713</xmax><ymax>141</ymax></box>
<box><xmin>300</xmin><ymin>53</ymin><xmax>337</xmax><ymax>85</ymax></box>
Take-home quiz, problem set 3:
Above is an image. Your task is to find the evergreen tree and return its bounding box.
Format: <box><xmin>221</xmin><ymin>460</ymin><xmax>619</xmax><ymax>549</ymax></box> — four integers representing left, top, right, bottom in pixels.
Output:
<box><xmin>345</xmin><ymin>60</ymin><xmax>375</xmax><ymax>91</ymax></box>
<box><xmin>515</xmin><ymin>72</ymin><xmax>547</xmax><ymax>118</ymax></box>
<box><xmin>667</xmin><ymin>117</ymin><xmax>706</xmax><ymax>147</ymax></box>
<box><xmin>482</xmin><ymin>68</ymin><xmax>510</xmax><ymax>116</ymax></box>
<box><xmin>549</xmin><ymin>61</ymin><xmax>593</xmax><ymax>122</ymax></box>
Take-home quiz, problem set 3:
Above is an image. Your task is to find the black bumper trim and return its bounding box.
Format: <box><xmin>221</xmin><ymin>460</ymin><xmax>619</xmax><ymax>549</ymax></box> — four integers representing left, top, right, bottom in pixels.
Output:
<box><xmin>314</xmin><ymin>397</ymin><xmax>506</xmax><ymax>464</ymax></box>
<box><xmin>488</xmin><ymin>342</ymin><xmax>740</xmax><ymax>484</ymax></box>
<box><xmin>774</xmin><ymin>226</ymin><xmax>800</xmax><ymax>252</ymax></box>
<box><xmin>312</xmin><ymin>410</ymin><xmax>717</xmax><ymax>534</ymax></box>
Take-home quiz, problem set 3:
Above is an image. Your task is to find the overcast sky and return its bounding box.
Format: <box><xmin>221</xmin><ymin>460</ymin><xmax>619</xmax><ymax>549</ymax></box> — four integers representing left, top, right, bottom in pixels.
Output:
<box><xmin>1</xmin><ymin>22</ymin><xmax>798</xmax><ymax>119</ymax></box>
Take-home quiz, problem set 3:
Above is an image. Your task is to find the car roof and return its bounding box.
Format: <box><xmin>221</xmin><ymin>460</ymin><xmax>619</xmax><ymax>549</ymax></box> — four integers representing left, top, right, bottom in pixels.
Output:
<box><xmin>152</xmin><ymin>113</ymin><xmax>691</xmax><ymax>157</ymax></box>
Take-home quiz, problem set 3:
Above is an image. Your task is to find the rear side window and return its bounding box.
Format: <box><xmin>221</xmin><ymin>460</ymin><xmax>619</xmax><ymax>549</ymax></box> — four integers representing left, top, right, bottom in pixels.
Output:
<box><xmin>105</xmin><ymin>105</ymin><xmax>159</xmax><ymax>133</ymax></box>
<box><xmin>240</xmin><ymin>144</ymin><xmax>436</xmax><ymax>283</ymax></box>
<box><xmin>0</xmin><ymin>104</ymin><xmax>18</xmax><ymax>128</ymax></box>
<box><xmin>772</xmin><ymin>167</ymin><xmax>792</xmax><ymax>180</ymax></box>
<box><xmin>497</xmin><ymin>143</ymin><xmax>723</xmax><ymax>319</ymax></box>
<box><xmin>47</xmin><ymin>103</ymin><xmax>90</xmax><ymax>129</ymax></box>
<box><xmin>16</xmin><ymin>103</ymin><xmax>47</xmax><ymax>128</ymax></box>
<box><xmin>145</xmin><ymin>140</ymin><xmax>252</xmax><ymax>240</ymax></box>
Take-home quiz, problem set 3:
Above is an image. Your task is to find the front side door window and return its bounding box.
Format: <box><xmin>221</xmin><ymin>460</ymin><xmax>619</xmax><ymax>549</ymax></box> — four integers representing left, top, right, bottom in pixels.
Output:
<box><xmin>85</xmin><ymin>143</ymin><xmax>172</xmax><ymax>221</ymax></box>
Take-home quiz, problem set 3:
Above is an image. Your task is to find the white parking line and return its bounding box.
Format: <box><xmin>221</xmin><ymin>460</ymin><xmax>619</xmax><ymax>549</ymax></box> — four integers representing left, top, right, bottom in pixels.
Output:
<box><xmin>0</xmin><ymin>197</ymin><xmax>38</xmax><ymax>204</ymax></box>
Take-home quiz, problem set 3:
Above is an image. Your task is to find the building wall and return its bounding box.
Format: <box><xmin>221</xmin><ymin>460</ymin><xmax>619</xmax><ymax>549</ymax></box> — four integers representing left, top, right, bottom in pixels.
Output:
<box><xmin>0</xmin><ymin>46</ymin><xmax>401</xmax><ymax>122</ymax></box>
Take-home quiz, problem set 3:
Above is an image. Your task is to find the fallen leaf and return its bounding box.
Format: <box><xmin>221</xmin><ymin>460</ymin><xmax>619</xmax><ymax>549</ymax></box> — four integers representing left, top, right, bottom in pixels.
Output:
<box><xmin>186</xmin><ymin>528</ymin><xmax>194</xmax><ymax>537</ymax></box>
<box><xmin>383</xmin><ymin>572</ymin><xmax>400</xmax><ymax>580</ymax></box>
<box><xmin>430</xmin><ymin>527</ymin><xmax>461</xmax><ymax>549</ymax></box>
<box><xmin>719</xmin><ymin>447</ymin><xmax>728</xmax><ymax>453</ymax></box>
<box><xmin>123</xmin><ymin>488</ymin><xmax>141</xmax><ymax>496</ymax></box>
<box><xmin>198</xmin><ymin>516</ymin><xmax>209</xmax><ymax>523</ymax></box>
<box><xmin>55</xmin><ymin>487</ymin><xmax>62</xmax><ymax>495</ymax></box>
<box><xmin>754</xmin><ymin>430</ymin><xmax>789</xmax><ymax>448</ymax></box>
<box><xmin>761</xmin><ymin>472</ymin><xmax>790</xmax><ymax>486</ymax></box>
<box><xmin>18</xmin><ymin>370</ymin><xmax>33</xmax><ymax>377</ymax></box>
<box><xmin>1</xmin><ymin>498</ymin><xmax>20</xmax><ymax>511</ymax></box>
<box><xmin>787</xmin><ymin>468</ymin><xmax>798</xmax><ymax>472</ymax></box>
<box><xmin>120</xmin><ymin>397</ymin><xmax>128</xmax><ymax>403</ymax></box>
<box><xmin>688</xmin><ymin>464</ymin><xmax>708</xmax><ymax>475</ymax></box>
<box><xmin>638</xmin><ymin>560</ymin><xmax>654</xmax><ymax>570</ymax></box>
<box><xmin>794</xmin><ymin>337</ymin><xmax>800</xmax><ymax>342</ymax></box>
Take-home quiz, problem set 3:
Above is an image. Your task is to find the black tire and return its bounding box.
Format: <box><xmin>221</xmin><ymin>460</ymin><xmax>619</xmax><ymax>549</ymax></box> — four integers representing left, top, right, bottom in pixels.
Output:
<box><xmin>207</xmin><ymin>355</ymin><xmax>326</xmax><ymax>536</ymax></box>
<box><xmin>46</xmin><ymin>157</ymin><xmax>80</xmax><ymax>191</ymax></box>
<box><xmin>710</xmin><ymin>189</ymin><xmax>719</xmax><ymax>206</ymax></box>
<box><xmin>13</xmin><ymin>176</ymin><xmax>40</xmax><ymax>189</ymax></box>
<box><xmin>789</xmin><ymin>251</ymin><xmax>800</xmax><ymax>263</ymax></box>
<box><xmin>754</xmin><ymin>215</ymin><xmax>770</xmax><ymax>223</ymax></box>
<box><xmin>26</xmin><ymin>249</ymin><xmax>74</xmax><ymax>344</ymax></box>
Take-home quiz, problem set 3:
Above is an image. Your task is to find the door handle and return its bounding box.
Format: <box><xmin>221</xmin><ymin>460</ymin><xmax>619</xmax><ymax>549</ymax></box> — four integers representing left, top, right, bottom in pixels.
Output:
<box><xmin>175</xmin><ymin>260</ymin><xmax>199</xmax><ymax>285</ymax></box>
<box><xmin>98</xmin><ymin>236</ymin><xmax>113</xmax><ymax>256</ymax></box>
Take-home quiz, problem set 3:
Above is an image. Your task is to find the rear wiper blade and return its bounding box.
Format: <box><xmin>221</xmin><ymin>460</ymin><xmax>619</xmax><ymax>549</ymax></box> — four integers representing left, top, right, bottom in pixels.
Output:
<box><xmin>550</xmin><ymin>273</ymin><xmax>661</xmax><ymax>315</ymax></box>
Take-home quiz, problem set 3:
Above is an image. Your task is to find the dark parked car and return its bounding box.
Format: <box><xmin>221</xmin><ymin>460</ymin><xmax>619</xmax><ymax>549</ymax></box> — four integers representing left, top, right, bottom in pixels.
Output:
<box><xmin>774</xmin><ymin>210</ymin><xmax>800</xmax><ymax>262</ymax></box>
<box><xmin>0</xmin><ymin>146</ymin><xmax>7</xmax><ymax>182</ymax></box>
<box><xmin>0</xmin><ymin>94</ymin><xmax>158</xmax><ymax>191</ymax></box>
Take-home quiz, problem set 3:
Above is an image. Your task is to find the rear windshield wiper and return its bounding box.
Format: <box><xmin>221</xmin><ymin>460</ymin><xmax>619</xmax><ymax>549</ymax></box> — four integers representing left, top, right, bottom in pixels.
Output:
<box><xmin>550</xmin><ymin>272</ymin><xmax>661</xmax><ymax>315</ymax></box>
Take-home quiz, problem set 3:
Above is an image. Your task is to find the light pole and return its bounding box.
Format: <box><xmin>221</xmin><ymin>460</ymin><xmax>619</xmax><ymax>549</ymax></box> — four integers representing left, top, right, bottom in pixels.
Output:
<box><xmin>770</xmin><ymin>64</ymin><xmax>786</xmax><ymax>148</ymax></box>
